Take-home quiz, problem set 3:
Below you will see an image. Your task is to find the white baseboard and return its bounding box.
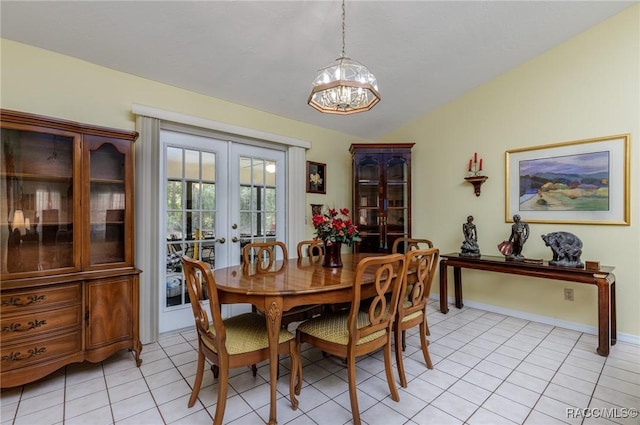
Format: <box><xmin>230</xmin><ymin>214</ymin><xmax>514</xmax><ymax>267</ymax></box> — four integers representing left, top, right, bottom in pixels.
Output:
<box><xmin>433</xmin><ymin>295</ymin><xmax>640</xmax><ymax>346</ymax></box>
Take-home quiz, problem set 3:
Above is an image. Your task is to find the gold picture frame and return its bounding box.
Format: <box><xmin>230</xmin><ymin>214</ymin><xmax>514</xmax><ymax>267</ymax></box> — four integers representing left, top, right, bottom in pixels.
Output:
<box><xmin>505</xmin><ymin>134</ymin><xmax>630</xmax><ymax>225</ymax></box>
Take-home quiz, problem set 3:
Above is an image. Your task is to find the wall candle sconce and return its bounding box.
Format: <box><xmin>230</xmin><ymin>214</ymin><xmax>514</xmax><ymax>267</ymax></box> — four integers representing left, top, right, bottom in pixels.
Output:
<box><xmin>464</xmin><ymin>152</ymin><xmax>488</xmax><ymax>196</ymax></box>
<box><xmin>310</xmin><ymin>204</ymin><xmax>323</xmax><ymax>217</ymax></box>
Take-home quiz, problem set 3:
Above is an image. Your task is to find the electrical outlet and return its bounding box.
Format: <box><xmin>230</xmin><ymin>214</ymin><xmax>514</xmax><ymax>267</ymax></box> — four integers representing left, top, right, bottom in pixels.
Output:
<box><xmin>564</xmin><ymin>288</ymin><xmax>574</xmax><ymax>301</ymax></box>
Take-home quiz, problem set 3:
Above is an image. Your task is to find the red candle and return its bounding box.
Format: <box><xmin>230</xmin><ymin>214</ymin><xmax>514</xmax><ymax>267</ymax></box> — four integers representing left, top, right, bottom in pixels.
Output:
<box><xmin>474</xmin><ymin>152</ymin><xmax>477</xmax><ymax>162</ymax></box>
<box><xmin>479</xmin><ymin>159</ymin><xmax>483</xmax><ymax>170</ymax></box>
<box><xmin>468</xmin><ymin>159</ymin><xmax>472</xmax><ymax>171</ymax></box>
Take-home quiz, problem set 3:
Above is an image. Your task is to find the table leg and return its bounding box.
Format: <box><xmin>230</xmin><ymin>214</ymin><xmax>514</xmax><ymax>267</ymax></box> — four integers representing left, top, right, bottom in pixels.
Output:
<box><xmin>611</xmin><ymin>276</ymin><xmax>617</xmax><ymax>345</ymax></box>
<box><xmin>595</xmin><ymin>274</ymin><xmax>610</xmax><ymax>356</ymax></box>
<box><xmin>439</xmin><ymin>261</ymin><xmax>449</xmax><ymax>313</ymax></box>
<box><xmin>264</xmin><ymin>297</ymin><xmax>283</xmax><ymax>424</ymax></box>
<box><xmin>454</xmin><ymin>267</ymin><xmax>463</xmax><ymax>309</ymax></box>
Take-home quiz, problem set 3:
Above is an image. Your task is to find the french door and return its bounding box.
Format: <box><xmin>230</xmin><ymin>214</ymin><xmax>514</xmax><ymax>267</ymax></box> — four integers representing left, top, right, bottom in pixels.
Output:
<box><xmin>159</xmin><ymin>130</ymin><xmax>286</xmax><ymax>332</ymax></box>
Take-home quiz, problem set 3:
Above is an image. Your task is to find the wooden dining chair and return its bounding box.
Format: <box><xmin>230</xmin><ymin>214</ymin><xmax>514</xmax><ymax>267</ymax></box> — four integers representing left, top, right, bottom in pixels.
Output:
<box><xmin>242</xmin><ymin>240</ymin><xmax>288</xmax><ymax>272</ymax></box>
<box><xmin>244</xmin><ymin>241</ymin><xmax>321</xmax><ymax>327</ymax></box>
<box><xmin>391</xmin><ymin>237</ymin><xmax>434</xmax><ymax>254</ymax></box>
<box><xmin>394</xmin><ymin>248</ymin><xmax>439</xmax><ymax>388</ymax></box>
<box><xmin>392</xmin><ymin>236</ymin><xmax>435</xmax><ymax>348</ymax></box>
<box><xmin>294</xmin><ymin>254</ymin><xmax>406</xmax><ymax>425</ymax></box>
<box><xmin>181</xmin><ymin>256</ymin><xmax>299</xmax><ymax>425</ymax></box>
<box><xmin>296</xmin><ymin>239</ymin><xmax>323</xmax><ymax>262</ymax></box>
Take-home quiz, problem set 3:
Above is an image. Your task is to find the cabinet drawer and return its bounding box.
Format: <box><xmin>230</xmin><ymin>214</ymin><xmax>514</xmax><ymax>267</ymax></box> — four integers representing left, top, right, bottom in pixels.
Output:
<box><xmin>1</xmin><ymin>305</ymin><xmax>82</xmax><ymax>343</ymax></box>
<box><xmin>0</xmin><ymin>284</ymin><xmax>81</xmax><ymax>313</ymax></box>
<box><xmin>1</xmin><ymin>332</ymin><xmax>82</xmax><ymax>372</ymax></box>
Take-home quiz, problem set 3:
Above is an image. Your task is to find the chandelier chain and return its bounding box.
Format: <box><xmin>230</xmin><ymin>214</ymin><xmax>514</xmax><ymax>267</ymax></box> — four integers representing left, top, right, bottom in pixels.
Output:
<box><xmin>341</xmin><ymin>0</ymin><xmax>346</xmax><ymax>57</ymax></box>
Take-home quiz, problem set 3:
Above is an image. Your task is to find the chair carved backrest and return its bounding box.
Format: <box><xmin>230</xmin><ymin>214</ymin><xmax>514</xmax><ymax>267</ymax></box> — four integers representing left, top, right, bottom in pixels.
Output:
<box><xmin>181</xmin><ymin>255</ymin><xmax>226</xmax><ymax>357</ymax></box>
<box><xmin>296</xmin><ymin>239</ymin><xmax>323</xmax><ymax>263</ymax></box>
<box><xmin>242</xmin><ymin>241</ymin><xmax>288</xmax><ymax>273</ymax></box>
<box><xmin>349</xmin><ymin>254</ymin><xmax>406</xmax><ymax>346</ymax></box>
<box><xmin>391</xmin><ymin>237</ymin><xmax>434</xmax><ymax>254</ymax></box>
<box><xmin>399</xmin><ymin>248</ymin><xmax>439</xmax><ymax>320</ymax></box>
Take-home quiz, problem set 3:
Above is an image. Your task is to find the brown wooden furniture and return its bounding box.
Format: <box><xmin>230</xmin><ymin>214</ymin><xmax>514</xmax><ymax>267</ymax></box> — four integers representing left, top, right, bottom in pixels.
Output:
<box><xmin>181</xmin><ymin>256</ymin><xmax>299</xmax><ymax>425</ymax></box>
<box><xmin>294</xmin><ymin>254</ymin><xmax>405</xmax><ymax>425</ymax></box>
<box><xmin>392</xmin><ymin>237</ymin><xmax>433</xmax><ymax>254</ymax></box>
<box><xmin>242</xmin><ymin>240</ymin><xmax>288</xmax><ymax>272</ymax></box>
<box><xmin>392</xmin><ymin>237</ymin><xmax>435</xmax><ymax>346</ymax></box>
<box><xmin>350</xmin><ymin>143</ymin><xmax>414</xmax><ymax>253</ymax></box>
<box><xmin>0</xmin><ymin>110</ymin><xmax>141</xmax><ymax>388</ymax></box>
<box><xmin>439</xmin><ymin>253</ymin><xmax>616</xmax><ymax>356</ymax></box>
<box><xmin>213</xmin><ymin>252</ymin><xmax>401</xmax><ymax>425</ymax></box>
<box><xmin>296</xmin><ymin>239</ymin><xmax>323</xmax><ymax>261</ymax></box>
<box><xmin>395</xmin><ymin>248</ymin><xmax>439</xmax><ymax>388</ymax></box>
<box><xmin>243</xmin><ymin>241</ymin><xmax>322</xmax><ymax>328</ymax></box>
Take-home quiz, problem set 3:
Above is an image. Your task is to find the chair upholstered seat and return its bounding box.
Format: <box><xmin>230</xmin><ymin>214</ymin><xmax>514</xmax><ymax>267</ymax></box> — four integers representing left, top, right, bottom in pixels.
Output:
<box><xmin>400</xmin><ymin>305</ymin><xmax>423</xmax><ymax>323</ymax></box>
<box><xmin>295</xmin><ymin>311</ymin><xmax>387</xmax><ymax>346</ymax></box>
<box><xmin>202</xmin><ymin>313</ymin><xmax>295</xmax><ymax>355</ymax></box>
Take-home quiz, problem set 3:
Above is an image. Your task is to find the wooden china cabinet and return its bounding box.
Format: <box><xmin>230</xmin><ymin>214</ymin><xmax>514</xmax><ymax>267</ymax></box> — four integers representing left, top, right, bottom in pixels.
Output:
<box><xmin>350</xmin><ymin>143</ymin><xmax>414</xmax><ymax>253</ymax></box>
<box><xmin>0</xmin><ymin>110</ymin><xmax>142</xmax><ymax>388</ymax></box>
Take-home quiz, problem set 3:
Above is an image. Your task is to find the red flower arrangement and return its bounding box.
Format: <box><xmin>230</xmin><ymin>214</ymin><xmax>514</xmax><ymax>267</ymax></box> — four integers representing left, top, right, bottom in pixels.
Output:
<box><xmin>312</xmin><ymin>207</ymin><xmax>361</xmax><ymax>246</ymax></box>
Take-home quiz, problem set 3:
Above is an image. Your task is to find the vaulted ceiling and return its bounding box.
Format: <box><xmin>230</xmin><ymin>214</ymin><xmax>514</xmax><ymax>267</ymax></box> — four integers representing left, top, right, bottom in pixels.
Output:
<box><xmin>1</xmin><ymin>1</ymin><xmax>635</xmax><ymax>139</ymax></box>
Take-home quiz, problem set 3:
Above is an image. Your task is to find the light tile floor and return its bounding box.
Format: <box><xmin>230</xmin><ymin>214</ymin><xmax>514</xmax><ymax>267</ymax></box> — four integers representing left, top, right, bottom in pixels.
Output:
<box><xmin>2</xmin><ymin>301</ymin><xmax>639</xmax><ymax>425</ymax></box>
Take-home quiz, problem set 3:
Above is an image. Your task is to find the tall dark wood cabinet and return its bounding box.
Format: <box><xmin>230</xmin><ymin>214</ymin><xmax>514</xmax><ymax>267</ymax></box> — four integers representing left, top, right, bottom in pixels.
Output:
<box><xmin>0</xmin><ymin>110</ymin><xmax>141</xmax><ymax>388</ymax></box>
<box><xmin>350</xmin><ymin>143</ymin><xmax>414</xmax><ymax>253</ymax></box>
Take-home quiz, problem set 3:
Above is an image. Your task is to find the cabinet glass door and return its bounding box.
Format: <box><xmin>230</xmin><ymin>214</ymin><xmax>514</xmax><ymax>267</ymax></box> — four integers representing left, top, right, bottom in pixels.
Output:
<box><xmin>1</xmin><ymin>127</ymin><xmax>78</xmax><ymax>276</ymax></box>
<box><xmin>88</xmin><ymin>141</ymin><xmax>126</xmax><ymax>265</ymax></box>
<box><xmin>355</xmin><ymin>155</ymin><xmax>381</xmax><ymax>252</ymax></box>
<box><xmin>385</xmin><ymin>155</ymin><xmax>409</xmax><ymax>248</ymax></box>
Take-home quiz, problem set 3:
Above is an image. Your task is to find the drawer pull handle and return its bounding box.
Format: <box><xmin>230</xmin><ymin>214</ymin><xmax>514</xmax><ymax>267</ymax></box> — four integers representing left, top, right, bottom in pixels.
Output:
<box><xmin>2</xmin><ymin>320</ymin><xmax>47</xmax><ymax>333</ymax></box>
<box><xmin>1</xmin><ymin>295</ymin><xmax>47</xmax><ymax>307</ymax></box>
<box><xmin>1</xmin><ymin>347</ymin><xmax>47</xmax><ymax>362</ymax></box>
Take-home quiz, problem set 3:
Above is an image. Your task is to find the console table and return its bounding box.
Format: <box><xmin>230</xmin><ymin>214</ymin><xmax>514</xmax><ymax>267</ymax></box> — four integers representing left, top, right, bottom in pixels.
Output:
<box><xmin>439</xmin><ymin>253</ymin><xmax>616</xmax><ymax>356</ymax></box>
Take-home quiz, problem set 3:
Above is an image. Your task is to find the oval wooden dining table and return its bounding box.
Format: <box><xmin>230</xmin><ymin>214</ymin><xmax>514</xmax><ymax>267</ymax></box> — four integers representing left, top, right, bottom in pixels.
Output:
<box><xmin>213</xmin><ymin>252</ymin><xmax>388</xmax><ymax>425</ymax></box>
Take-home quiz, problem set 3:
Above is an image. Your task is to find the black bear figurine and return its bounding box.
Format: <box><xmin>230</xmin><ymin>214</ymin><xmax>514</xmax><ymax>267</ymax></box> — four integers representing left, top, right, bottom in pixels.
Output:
<box><xmin>541</xmin><ymin>232</ymin><xmax>584</xmax><ymax>268</ymax></box>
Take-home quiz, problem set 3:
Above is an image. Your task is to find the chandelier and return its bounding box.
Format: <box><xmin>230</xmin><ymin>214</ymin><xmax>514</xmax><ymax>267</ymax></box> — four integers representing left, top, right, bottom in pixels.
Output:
<box><xmin>308</xmin><ymin>0</ymin><xmax>380</xmax><ymax>114</ymax></box>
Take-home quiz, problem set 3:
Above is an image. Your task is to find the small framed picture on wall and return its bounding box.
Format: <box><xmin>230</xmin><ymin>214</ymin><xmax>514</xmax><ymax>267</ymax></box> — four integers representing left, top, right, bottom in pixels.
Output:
<box><xmin>306</xmin><ymin>161</ymin><xmax>326</xmax><ymax>194</ymax></box>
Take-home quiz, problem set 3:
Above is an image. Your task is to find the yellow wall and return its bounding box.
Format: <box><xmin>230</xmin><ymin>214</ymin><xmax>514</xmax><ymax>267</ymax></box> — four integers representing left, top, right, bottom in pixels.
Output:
<box><xmin>381</xmin><ymin>5</ymin><xmax>639</xmax><ymax>339</ymax></box>
<box><xmin>1</xmin><ymin>4</ymin><xmax>638</xmax><ymax>340</ymax></box>
<box><xmin>0</xmin><ymin>37</ymin><xmax>363</xmax><ymax>230</ymax></box>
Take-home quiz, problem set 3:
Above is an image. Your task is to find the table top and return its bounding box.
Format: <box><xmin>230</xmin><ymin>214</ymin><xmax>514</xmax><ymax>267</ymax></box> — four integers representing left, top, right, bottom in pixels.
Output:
<box><xmin>440</xmin><ymin>253</ymin><xmax>614</xmax><ymax>274</ymax></box>
<box><xmin>213</xmin><ymin>253</ymin><xmax>387</xmax><ymax>296</ymax></box>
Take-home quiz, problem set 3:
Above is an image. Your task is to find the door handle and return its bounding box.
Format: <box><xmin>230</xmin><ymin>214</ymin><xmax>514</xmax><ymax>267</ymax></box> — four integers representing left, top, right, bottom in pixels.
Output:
<box><xmin>232</xmin><ymin>236</ymin><xmax>240</xmax><ymax>243</ymax></box>
<box><xmin>215</xmin><ymin>237</ymin><xmax>226</xmax><ymax>244</ymax></box>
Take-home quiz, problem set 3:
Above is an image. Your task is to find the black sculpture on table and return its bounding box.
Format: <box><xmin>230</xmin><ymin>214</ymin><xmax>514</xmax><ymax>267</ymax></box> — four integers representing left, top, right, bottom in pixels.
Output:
<box><xmin>507</xmin><ymin>214</ymin><xmax>529</xmax><ymax>261</ymax></box>
<box><xmin>541</xmin><ymin>232</ymin><xmax>584</xmax><ymax>268</ymax></box>
<box><xmin>460</xmin><ymin>215</ymin><xmax>480</xmax><ymax>257</ymax></box>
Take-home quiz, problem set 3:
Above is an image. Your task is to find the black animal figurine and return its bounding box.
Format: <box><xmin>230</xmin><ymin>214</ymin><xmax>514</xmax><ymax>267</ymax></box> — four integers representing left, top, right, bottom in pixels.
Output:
<box><xmin>541</xmin><ymin>232</ymin><xmax>584</xmax><ymax>268</ymax></box>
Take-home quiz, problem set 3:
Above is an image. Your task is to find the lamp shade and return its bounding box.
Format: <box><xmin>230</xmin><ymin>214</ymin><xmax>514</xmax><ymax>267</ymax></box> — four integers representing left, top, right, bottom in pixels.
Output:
<box><xmin>12</xmin><ymin>210</ymin><xmax>26</xmax><ymax>236</ymax></box>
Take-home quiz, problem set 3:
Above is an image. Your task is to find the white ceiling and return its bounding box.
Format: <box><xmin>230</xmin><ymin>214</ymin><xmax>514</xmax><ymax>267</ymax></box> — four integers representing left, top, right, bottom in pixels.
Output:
<box><xmin>1</xmin><ymin>1</ymin><xmax>635</xmax><ymax>140</ymax></box>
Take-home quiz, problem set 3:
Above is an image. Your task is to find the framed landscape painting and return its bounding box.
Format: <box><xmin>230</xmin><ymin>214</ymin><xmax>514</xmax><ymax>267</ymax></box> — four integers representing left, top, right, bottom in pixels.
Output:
<box><xmin>505</xmin><ymin>134</ymin><xmax>629</xmax><ymax>225</ymax></box>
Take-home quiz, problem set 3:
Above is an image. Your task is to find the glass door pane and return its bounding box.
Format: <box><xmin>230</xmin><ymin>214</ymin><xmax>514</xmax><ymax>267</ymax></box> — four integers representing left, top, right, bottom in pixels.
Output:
<box><xmin>1</xmin><ymin>128</ymin><xmax>76</xmax><ymax>275</ymax></box>
<box><xmin>231</xmin><ymin>145</ymin><xmax>285</xmax><ymax>267</ymax></box>
<box><xmin>89</xmin><ymin>143</ymin><xmax>126</xmax><ymax>265</ymax></box>
<box><xmin>355</xmin><ymin>155</ymin><xmax>381</xmax><ymax>252</ymax></box>
<box><xmin>164</xmin><ymin>146</ymin><xmax>217</xmax><ymax>308</ymax></box>
<box><xmin>385</xmin><ymin>155</ymin><xmax>410</xmax><ymax>249</ymax></box>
